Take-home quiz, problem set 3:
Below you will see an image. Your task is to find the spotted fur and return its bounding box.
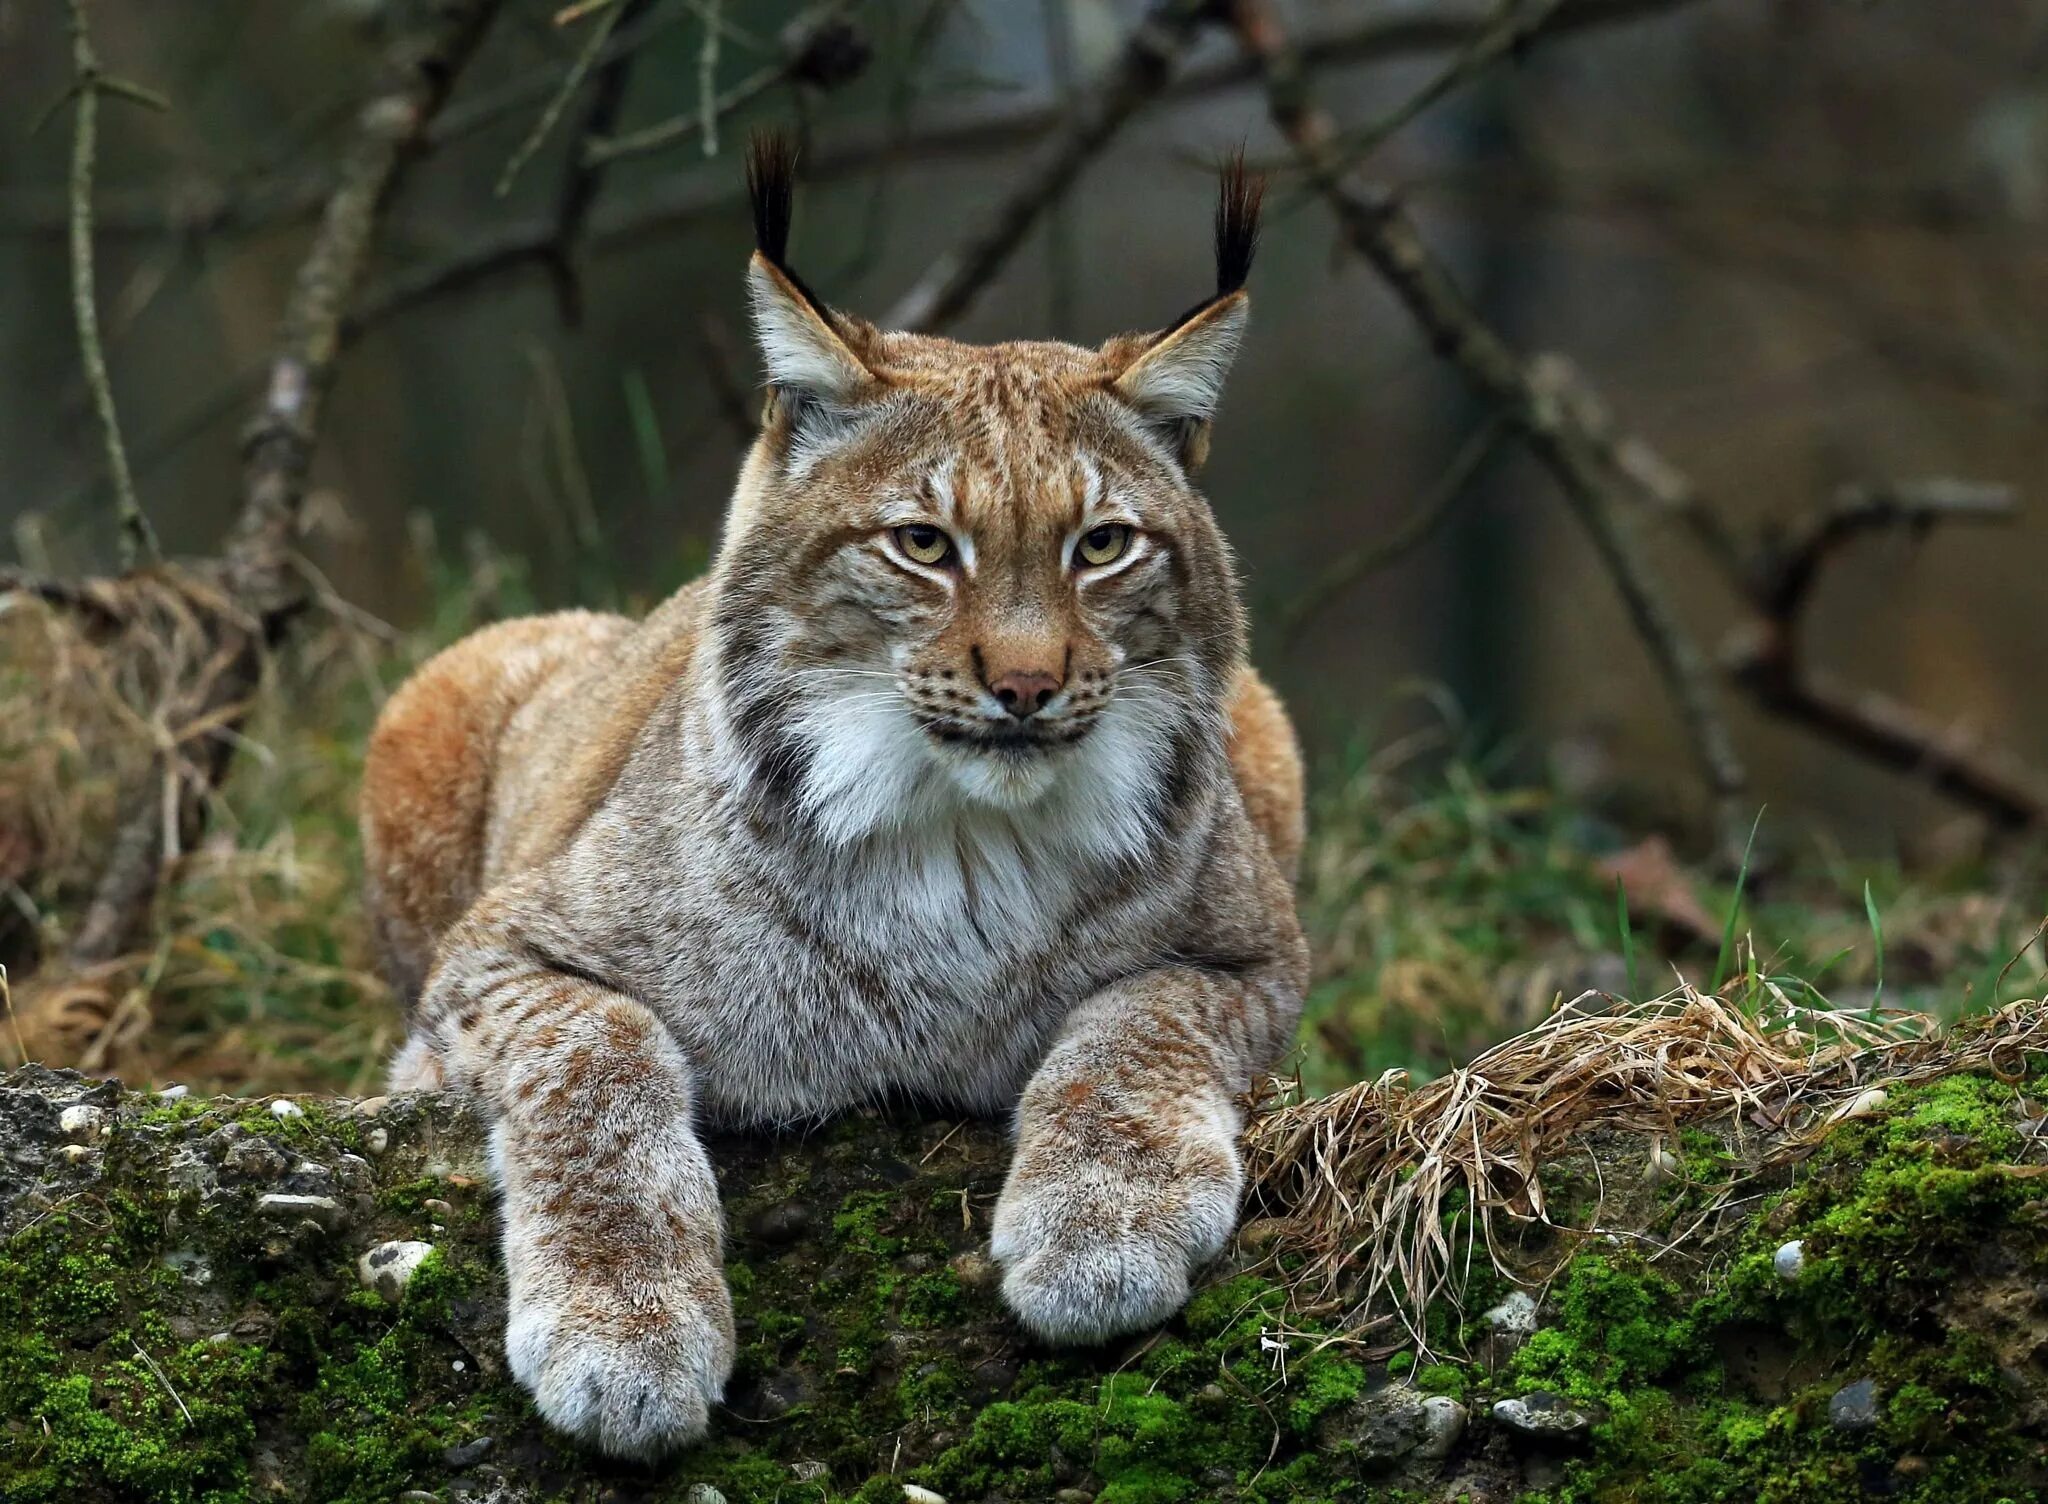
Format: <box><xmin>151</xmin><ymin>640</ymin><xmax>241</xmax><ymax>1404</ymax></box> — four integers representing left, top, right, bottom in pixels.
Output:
<box><xmin>360</xmin><ymin>150</ymin><xmax>1306</xmax><ymax>1458</ymax></box>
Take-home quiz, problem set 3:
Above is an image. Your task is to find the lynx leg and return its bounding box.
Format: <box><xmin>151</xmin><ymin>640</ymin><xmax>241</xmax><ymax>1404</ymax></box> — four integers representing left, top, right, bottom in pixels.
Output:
<box><xmin>418</xmin><ymin>899</ymin><xmax>733</xmax><ymax>1458</ymax></box>
<box><xmin>991</xmin><ymin>962</ymin><xmax>1295</xmax><ymax>1343</ymax></box>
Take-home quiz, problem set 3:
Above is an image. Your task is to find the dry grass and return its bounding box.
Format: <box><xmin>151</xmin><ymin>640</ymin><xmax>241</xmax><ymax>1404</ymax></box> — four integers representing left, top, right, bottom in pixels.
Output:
<box><xmin>1245</xmin><ymin>981</ymin><xmax>2048</xmax><ymax>1346</ymax></box>
<box><xmin>0</xmin><ymin>575</ymin><xmax>454</xmax><ymax>1093</ymax></box>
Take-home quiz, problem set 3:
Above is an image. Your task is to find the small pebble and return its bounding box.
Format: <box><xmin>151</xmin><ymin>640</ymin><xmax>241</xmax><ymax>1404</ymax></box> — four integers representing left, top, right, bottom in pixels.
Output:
<box><xmin>440</xmin><ymin>1435</ymin><xmax>494</xmax><ymax>1468</ymax></box>
<box><xmin>1845</xmin><ymin>1087</ymin><xmax>1888</xmax><ymax>1120</ymax></box>
<box><xmin>1416</xmin><ymin>1395</ymin><xmax>1467</xmax><ymax>1459</ymax></box>
<box><xmin>1773</xmin><ymin>1240</ymin><xmax>1806</xmax><ymax>1282</ymax></box>
<box><xmin>1484</xmin><ymin>1290</ymin><xmax>1539</xmax><ymax>1337</ymax></box>
<box><xmin>901</xmin><ymin>1487</ymin><xmax>949</xmax><ymax>1504</ymax></box>
<box><xmin>156</xmin><ymin>1084</ymin><xmax>189</xmax><ymax>1102</ymax></box>
<box><xmin>57</xmin><ymin>1144</ymin><xmax>97</xmax><ymax>1166</ymax></box>
<box><xmin>452</xmin><ymin>1359</ymin><xmax>465</xmax><ymax>1373</ymax></box>
<box><xmin>949</xmin><ymin>1250</ymin><xmax>998</xmax><ymax>1292</ymax></box>
<box><xmin>421</xmin><ymin>1198</ymin><xmax>454</xmax><ymax>1219</ymax></box>
<box><xmin>59</xmin><ymin>1104</ymin><xmax>107</xmax><ymax>1143</ymax></box>
<box><xmin>1492</xmin><ymin>1390</ymin><xmax>1592</xmax><ymax>1441</ymax></box>
<box><xmin>255</xmin><ymin>1192</ymin><xmax>346</xmax><ymax>1230</ymax></box>
<box><xmin>269</xmin><ymin>1099</ymin><xmax>305</xmax><ymax>1121</ymax></box>
<box><xmin>681</xmin><ymin>1487</ymin><xmax>729</xmax><ymax>1504</ymax></box>
<box><xmin>161</xmin><ymin>1249</ymin><xmax>212</xmax><ymax>1286</ymax></box>
<box><xmin>354</xmin><ymin>1095</ymin><xmax>390</xmax><ymax>1118</ymax></box>
<box><xmin>1829</xmin><ymin>1379</ymin><xmax>1880</xmax><ymax>1431</ymax></box>
<box><xmin>362</xmin><ymin>1126</ymin><xmax>390</xmax><ymax>1156</ymax></box>
<box><xmin>357</xmin><ymin>1240</ymin><xmax>436</xmax><ymax>1303</ymax></box>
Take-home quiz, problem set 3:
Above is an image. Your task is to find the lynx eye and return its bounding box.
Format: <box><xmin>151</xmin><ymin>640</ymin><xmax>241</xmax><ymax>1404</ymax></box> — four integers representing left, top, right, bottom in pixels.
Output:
<box><xmin>894</xmin><ymin>524</ymin><xmax>954</xmax><ymax>567</ymax></box>
<box><xmin>1075</xmin><ymin>524</ymin><xmax>1132</xmax><ymax>568</ymax></box>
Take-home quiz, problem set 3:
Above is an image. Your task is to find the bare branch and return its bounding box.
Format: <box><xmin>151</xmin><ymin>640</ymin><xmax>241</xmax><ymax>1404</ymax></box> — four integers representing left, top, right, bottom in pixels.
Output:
<box><xmin>1755</xmin><ymin>480</ymin><xmax>2015</xmax><ymax>625</ymax></box>
<box><xmin>885</xmin><ymin>0</ymin><xmax>1212</xmax><ymax>334</ymax></box>
<box><xmin>54</xmin><ymin>0</ymin><xmax>509</xmax><ymax>973</ymax></box>
<box><xmin>1232</xmin><ymin>0</ymin><xmax>2048</xmax><ymax>836</ymax></box>
<box><xmin>63</xmin><ymin>0</ymin><xmax>158</xmax><ymax>568</ymax></box>
<box><xmin>1721</xmin><ymin>481</ymin><xmax>2041</xmax><ymax>828</ymax></box>
<box><xmin>1274</xmin><ymin>417</ymin><xmax>1507</xmax><ymax>648</ymax></box>
<box><xmin>580</xmin><ymin>1</ymin><xmax>869</xmax><ymax>167</ymax></box>
<box><xmin>496</xmin><ymin>0</ymin><xmax>629</xmax><ymax>198</ymax></box>
<box><xmin>1726</xmin><ymin>647</ymin><xmax>2048</xmax><ymax>831</ymax></box>
<box><xmin>1233</xmin><ymin>0</ymin><xmax>1749</xmax><ymax>843</ymax></box>
<box><xmin>0</xmin><ymin>0</ymin><xmax>1699</xmax><ymax>247</ymax></box>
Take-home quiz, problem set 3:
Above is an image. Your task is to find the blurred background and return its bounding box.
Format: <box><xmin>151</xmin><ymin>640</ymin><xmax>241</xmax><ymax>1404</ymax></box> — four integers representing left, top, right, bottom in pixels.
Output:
<box><xmin>2</xmin><ymin>0</ymin><xmax>2045</xmax><ymax>1094</ymax></box>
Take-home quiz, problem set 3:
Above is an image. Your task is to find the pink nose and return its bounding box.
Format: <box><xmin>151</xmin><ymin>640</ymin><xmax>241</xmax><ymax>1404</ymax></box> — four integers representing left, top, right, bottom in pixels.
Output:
<box><xmin>987</xmin><ymin>668</ymin><xmax>1063</xmax><ymax>720</ymax></box>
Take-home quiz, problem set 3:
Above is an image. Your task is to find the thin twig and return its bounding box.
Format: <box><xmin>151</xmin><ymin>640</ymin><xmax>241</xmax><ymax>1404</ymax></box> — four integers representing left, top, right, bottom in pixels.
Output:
<box><xmin>885</xmin><ymin>0</ymin><xmax>1213</xmax><ymax>333</ymax></box>
<box><xmin>1276</xmin><ymin>416</ymin><xmax>1506</xmax><ymax>647</ymax></box>
<box><xmin>63</xmin><ymin>0</ymin><xmax>158</xmax><ymax>568</ymax></box>
<box><xmin>497</xmin><ymin>0</ymin><xmax>626</xmax><ymax>198</ymax></box>
<box><xmin>539</xmin><ymin>0</ymin><xmax>656</xmax><ymax>322</ymax></box>
<box><xmin>51</xmin><ymin>0</ymin><xmax>508</xmax><ymax>976</ymax></box>
<box><xmin>581</xmin><ymin>0</ymin><xmax>865</xmax><ymax>168</ymax></box>
<box><xmin>0</xmin><ymin>0</ymin><xmax>1699</xmax><ymax>241</ymax></box>
<box><xmin>697</xmin><ymin>0</ymin><xmax>724</xmax><ymax>157</ymax></box>
<box><xmin>1322</xmin><ymin>0</ymin><xmax>1564</xmax><ymax>172</ymax></box>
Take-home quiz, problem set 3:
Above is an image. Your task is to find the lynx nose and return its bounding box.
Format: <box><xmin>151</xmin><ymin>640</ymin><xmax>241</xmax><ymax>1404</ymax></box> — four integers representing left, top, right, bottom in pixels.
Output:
<box><xmin>987</xmin><ymin>668</ymin><xmax>1063</xmax><ymax>720</ymax></box>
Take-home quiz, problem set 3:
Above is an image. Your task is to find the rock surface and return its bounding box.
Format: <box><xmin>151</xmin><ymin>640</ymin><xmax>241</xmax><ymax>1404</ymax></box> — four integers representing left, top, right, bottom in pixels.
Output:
<box><xmin>5</xmin><ymin>1064</ymin><xmax>2048</xmax><ymax>1502</ymax></box>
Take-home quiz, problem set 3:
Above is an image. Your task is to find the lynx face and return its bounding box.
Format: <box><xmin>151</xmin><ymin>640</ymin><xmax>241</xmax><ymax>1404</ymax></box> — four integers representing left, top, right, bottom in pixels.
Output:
<box><xmin>711</xmin><ymin>147</ymin><xmax>1259</xmax><ymax>848</ymax></box>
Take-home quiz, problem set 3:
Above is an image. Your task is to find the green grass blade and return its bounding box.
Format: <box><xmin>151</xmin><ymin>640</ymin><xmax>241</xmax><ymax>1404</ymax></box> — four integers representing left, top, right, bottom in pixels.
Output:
<box><xmin>1865</xmin><ymin>879</ymin><xmax>1885</xmax><ymax>1016</ymax></box>
<box><xmin>1616</xmin><ymin>877</ymin><xmax>1640</xmax><ymax>1002</ymax></box>
<box><xmin>622</xmin><ymin>368</ymin><xmax>670</xmax><ymax>508</ymax></box>
<box><xmin>1712</xmin><ymin>809</ymin><xmax>1765</xmax><ymax>994</ymax></box>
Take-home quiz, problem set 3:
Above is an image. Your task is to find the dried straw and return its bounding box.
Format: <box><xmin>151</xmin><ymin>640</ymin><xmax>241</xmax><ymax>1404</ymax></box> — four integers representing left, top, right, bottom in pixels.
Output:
<box><xmin>1244</xmin><ymin>985</ymin><xmax>2048</xmax><ymax>1345</ymax></box>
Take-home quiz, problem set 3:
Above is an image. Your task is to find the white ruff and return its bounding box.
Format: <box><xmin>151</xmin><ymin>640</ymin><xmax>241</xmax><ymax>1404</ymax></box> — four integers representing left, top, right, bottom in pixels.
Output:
<box><xmin>789</xmin><ymin>684</ymin><xmax>1179</xmax><ymax>890</ymax></box>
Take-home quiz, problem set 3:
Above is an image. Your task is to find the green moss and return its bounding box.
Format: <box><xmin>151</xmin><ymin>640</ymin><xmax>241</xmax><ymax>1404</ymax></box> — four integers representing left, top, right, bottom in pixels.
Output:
<box><xmin>1525</xmin><ymin>1073</ymin><xmax>2048</xmax><ymax>1504</ymax></box>
<box><xmin>1414</xmin><ymin>1361</ymin><xmax>1468</xmax><ymax>1402</ymax></box>
<box><xmin>896</xmin><ymin>1267</ymin><xmax>964</xmax><ymax>1328</ymax></box>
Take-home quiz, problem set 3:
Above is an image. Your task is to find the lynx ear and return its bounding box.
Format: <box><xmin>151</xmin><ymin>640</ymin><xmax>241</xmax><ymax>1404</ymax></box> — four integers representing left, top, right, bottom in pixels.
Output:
<box><xmin>1111</xmin><ymin>291</ymin><xmax>1248</xmax><ymax>427</ymax></box>
<box><xmin>743</xmin><ymin>133</ymin><xmax>875</xmax><ymax>427</ymax></box>
<box><xmin>746</xmin><ymin>254</ymin><xmax>872</xmax><ymax>401</ymax></box>
<box><xmin>1110</xmin><ymin>153</ymin><xmax>1261</xmax><ymax>465</ymax></box>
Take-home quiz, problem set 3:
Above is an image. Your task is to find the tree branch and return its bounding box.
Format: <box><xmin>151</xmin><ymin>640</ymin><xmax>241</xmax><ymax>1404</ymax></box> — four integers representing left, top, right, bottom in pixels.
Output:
<box><xmin>1232</xmin><ymin>0</ymin><xmax>1749</xmax><ymax>845</ymax></box>
<box><xmin>48</xmin><ymin>0</ymin><xmax>509</xmax><ymax>979</ymax></box>
<box><xmin>882</xmin><ymin>0</ymin><xmax>1212</xmax><ymax>333</ymax></box>
<box><xmin>62</xmin><ymin>0</ymin><xmax>160</xmax><ymax>568</ymax></box>
<box><xmin>0</xmin><ymin>0</ymin><xmax>1700</xmax><ymax>241</ymax></box>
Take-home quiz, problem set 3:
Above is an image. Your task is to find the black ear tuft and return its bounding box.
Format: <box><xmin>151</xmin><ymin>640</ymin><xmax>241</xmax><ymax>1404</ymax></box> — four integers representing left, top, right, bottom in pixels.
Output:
<box><xmin>746</xmin><ymin>130</ymin><xmax>798</xmax><ymax>269</ymax></box>
<box><xmin>1214</xmin><ymin>148</ymin><xmax>1264</xmax><ymax>297</ymax></box>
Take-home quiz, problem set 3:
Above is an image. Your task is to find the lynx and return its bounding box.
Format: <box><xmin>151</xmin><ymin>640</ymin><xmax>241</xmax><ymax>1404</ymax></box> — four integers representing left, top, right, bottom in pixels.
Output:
<box><xmin>360</xmin><ymin>137</ymin><xmax>1308</xmax><ymax>1459</ymax></box>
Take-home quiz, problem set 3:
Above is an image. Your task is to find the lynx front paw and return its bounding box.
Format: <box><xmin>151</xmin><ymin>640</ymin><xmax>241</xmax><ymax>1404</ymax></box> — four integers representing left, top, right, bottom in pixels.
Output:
<box><xmin>505</xmin><ymin>1277</ymin><xmax>736</xmax><ymax>1459</ymax></box>
<box><xmin>991</xmin><ymin>1106</ymin><xmax>1244</xmax><ymax>1345</ymax></box>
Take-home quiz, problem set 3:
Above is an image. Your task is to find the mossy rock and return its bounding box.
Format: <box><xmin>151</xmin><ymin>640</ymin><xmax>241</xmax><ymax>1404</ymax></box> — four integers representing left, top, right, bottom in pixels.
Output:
<box><xmin>4</xmin><ymin>1065</ymin><xmax>2048</xmax><ymax>1501</ymax></box>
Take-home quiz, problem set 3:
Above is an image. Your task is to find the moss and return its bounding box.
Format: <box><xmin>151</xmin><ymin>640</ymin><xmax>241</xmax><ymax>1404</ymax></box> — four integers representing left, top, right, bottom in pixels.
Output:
<box><xmin>1414</xmin><ymin>1361</ymin><xmax>1468</xmax><ymax>1402</ymax></box>
<box><xmin>896</xmin><ymin>1267</ymin><xmax>964</xmax><ymax>1328</ymax></box>
<box><xmin>16</xmin><ymin>1069</ymin><xmax>2048</xmax><ymax>1504</ymax></box>
<box><xmin>1522</xmin><ymin>1073</ymin><xmax>2048</xmax><ymax>1504</ymax></box>
<box><xmin>0</xmin><ymin>1200</ymin><xmax>277</xmax><ymax>1504</ymax></box>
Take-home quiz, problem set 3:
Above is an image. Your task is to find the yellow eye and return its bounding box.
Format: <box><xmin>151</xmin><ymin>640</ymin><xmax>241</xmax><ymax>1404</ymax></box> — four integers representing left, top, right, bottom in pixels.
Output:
<box><xmin>1075</xmin><ymin>524</ymin><xmax>1132</xmax><ymax>568</ymax></box>
<box><xmin>895</xmin><ymin>524</ymin><xmax>954</xmax><ymax>567</ymax></box>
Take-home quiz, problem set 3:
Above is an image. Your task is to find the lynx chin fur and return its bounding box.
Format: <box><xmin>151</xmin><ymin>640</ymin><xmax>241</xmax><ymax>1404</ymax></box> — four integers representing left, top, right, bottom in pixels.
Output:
<box><xmin>360</xmin><ymin>136</ymin><xmax>1308</xmax><ymax>1460</ymax></box>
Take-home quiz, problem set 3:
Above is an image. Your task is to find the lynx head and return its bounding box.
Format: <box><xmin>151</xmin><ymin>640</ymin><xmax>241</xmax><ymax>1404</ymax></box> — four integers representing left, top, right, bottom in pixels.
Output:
<box><xmin>710</xmin><ymin>134</ymin><xmax>1262</xmax><ymax>853</ymax></box>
